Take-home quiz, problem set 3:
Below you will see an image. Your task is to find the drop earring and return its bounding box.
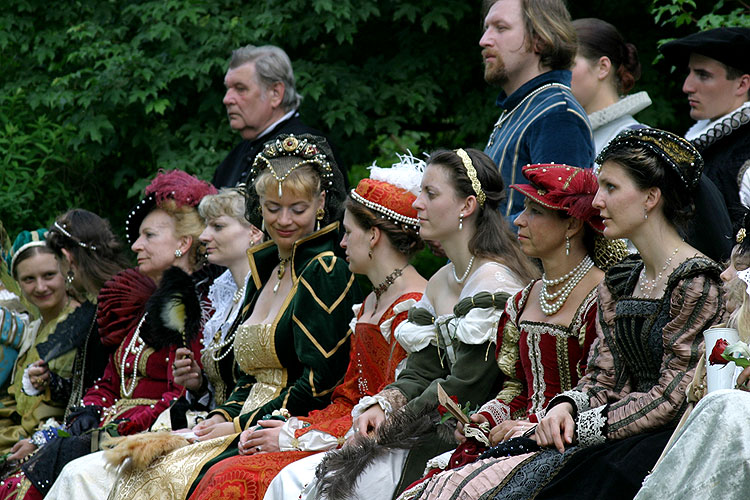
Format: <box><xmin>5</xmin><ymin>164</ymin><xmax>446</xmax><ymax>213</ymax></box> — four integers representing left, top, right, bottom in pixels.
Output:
<box><xmin>316</xmin><ymin>208</ymin><xmax>325</xmax><ymax>231</ymax></box>
<box><xmin>565</xmin><ymin>236</ymin><xmax>570</xmax><ymax>256</ymax></box>
<box><xmin>65</xmin><ymin>270</ymin><xmax>75</xmax><ymax>288</ymax></box>
<box><xmin>643</xmin><ymin>207</ymin><xmax>648</xmax><ymax>220</ymax></box>
<box><xmin>459</xmin><ymin>213</ymin><xmax>464</xmax><ymax>231</ymax></box>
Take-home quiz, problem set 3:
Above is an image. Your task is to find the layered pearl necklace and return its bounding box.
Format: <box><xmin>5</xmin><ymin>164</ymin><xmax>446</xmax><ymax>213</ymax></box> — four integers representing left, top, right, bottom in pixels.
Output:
<box><xmin>539</xmin><ymin>255</ymin><xmax>594</xmax><ymax>316</ymax></box>
<box><xmin>121</xmin><ymin>313</ymin><xmax>148</xmax><ymax>398</ymax></box>
<box><xmin>452</xmin><ymin>255</ymin><xmax>476</xmax><ymax>284</ymax></box>
<box><xmin>638</xmin><ymin>247</ymin><xmax>679</xmax><ymax>298</ymax></box>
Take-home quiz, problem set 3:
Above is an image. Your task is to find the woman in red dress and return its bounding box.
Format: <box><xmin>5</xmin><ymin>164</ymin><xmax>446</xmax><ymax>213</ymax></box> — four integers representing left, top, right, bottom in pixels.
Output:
<box><xmin>188</xmin><ymin>155</ymin><xmax>428</xmax><ymax>500</ymax></box>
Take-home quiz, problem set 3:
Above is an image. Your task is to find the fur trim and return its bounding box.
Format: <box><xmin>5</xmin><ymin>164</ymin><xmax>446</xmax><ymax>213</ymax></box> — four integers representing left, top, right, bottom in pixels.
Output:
<box><xmin>315</xmin><ymin>404</ymin><xmax>446</xmax><ymax>500</ymax></box>
<box><xmin>140</xmin><ymin>266</ymin><xmax>201</xmax><ymax>350</ymax></box>
<box><xmin>103</xmin><ymin>432</ymin><xmax>190</xmax><ymax>471</ymax></box>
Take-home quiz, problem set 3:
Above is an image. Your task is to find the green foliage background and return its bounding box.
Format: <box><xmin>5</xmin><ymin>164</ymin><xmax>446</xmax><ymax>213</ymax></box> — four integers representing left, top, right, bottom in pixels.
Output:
<box><xmin>1</xmin><ymin>0</ymin><xmax>748</xmax><ymax>275</ymax></box>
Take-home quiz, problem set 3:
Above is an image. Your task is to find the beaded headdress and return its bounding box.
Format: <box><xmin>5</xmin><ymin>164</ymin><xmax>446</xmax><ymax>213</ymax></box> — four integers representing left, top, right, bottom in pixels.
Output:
<box><xmin>7</xmin><ymin>229</ymin><xmax>48</xmax><ymax>275</ymax></box>
<box><xmin>125</xmin><ymin>170</ymin><xmax>218</xmax><ymax>245</ymax></box>
<box><xmin>596</xmin><ymin>128</ymin><xmax>704</xmax><ymax>193</ymax></box>
<box><xmin>51</xmin><ymin>221</ymin><xmax>97</xmax><ymax>251</ymax></box>
<box><xmin>455</xmin><ymin>149</ymin><xmax>486</xmax><ymax>207</ymax></box>
<box><xmin>245</xmin><ymin>134</ymin><xmax>347</xmax><ymax>228</ymax></box>
<box><xmin>350</xmin><ymin>152</ymin><xmax>425</xmax><ymax>230</ymax></box>
<box><xmin>510</xmin><ymin>164</ymin><xmax>604</xmax><ymax>232</ymax></box>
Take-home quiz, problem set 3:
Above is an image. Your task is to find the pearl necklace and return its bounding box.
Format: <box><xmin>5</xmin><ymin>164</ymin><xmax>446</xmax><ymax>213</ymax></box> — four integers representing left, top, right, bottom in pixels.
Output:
<box><xmin>209</xmin><ymin>325</ymin><xmax>237</xmax><ymax>362</ymax></box>
<box><xmin>638</xmin><ymin>247</ymin><xmax>679</xmax><ymax>298</ymax></box>
<box><xmin>539</xmin><ymin>255</ymin><xmax>594</xmax><ymax>315</ymax></box>
<box><xmin>452</xmin><ymin>255</ymin><xmax>476</xmax><ymax>284</ymax></box>
<box><xmin>121</xmin><ymin>313</ymin><xmax>148</xmax><ymax>398</ymax></box>
<box><xmin>233</xmin><ymin>285</ymin><xmax>246</xmax><ymax>304</ymax></box>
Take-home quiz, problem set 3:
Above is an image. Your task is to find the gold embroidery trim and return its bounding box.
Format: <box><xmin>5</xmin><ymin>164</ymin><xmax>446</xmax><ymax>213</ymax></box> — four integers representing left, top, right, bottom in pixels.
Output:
<box><xmin>299</xmin><ymin>273</ymin><xmax>355</xmax><ymax>313</ymax></box>
<box><xmin>293</xmin><ymin>317</ymin><xmax>352</xmax><ymax>358</ymax></box>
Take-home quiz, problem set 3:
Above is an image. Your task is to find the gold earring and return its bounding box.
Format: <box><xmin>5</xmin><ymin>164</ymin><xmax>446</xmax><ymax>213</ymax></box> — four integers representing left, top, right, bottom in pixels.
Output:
<box><xmin>316</xmin><ymin>208</ymin><xmax>325</xmax><ymax>231</ymax></box>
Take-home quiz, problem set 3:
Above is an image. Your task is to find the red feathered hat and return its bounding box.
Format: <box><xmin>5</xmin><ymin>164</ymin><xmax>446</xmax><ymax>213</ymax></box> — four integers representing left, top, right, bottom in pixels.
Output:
<box><xmin>125</xmin><ymin>170</ymin><xmax>217</xmax><ymax>244</ymax></box>
<box><xmin>510</xmin><ymin>164</ymin><xmax>604</xmax><ymax>232</ymax></box>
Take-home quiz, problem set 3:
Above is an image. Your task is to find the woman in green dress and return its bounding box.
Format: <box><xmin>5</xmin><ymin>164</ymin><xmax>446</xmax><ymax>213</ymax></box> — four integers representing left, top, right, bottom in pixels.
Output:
<box><xmin>107</xmin><ymin>134</ymin><xmax>360</xmax><ymax>500</ymax></box>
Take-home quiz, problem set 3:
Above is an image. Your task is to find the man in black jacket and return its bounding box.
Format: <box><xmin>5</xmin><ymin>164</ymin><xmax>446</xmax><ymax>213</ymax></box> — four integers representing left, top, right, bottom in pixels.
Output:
<box><xmin>213</xmin><ymin>45</ymin><xmax>346</xmax><ymax>188</ymax></box>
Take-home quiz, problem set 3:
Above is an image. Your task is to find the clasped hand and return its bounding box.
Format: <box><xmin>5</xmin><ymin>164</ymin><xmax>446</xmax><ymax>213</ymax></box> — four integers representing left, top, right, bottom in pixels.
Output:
<box><xmin>238</xmin><ymin>420</ymin><xmax>284</xmax><ymax>455</ymax></box>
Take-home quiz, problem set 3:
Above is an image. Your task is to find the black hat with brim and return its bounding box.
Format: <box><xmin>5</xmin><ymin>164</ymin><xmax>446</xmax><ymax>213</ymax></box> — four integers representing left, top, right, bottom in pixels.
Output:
<box><xmin>660</xmin><ymin>27</ymin><xmax>750</xmax><ymax>75</ymax></box>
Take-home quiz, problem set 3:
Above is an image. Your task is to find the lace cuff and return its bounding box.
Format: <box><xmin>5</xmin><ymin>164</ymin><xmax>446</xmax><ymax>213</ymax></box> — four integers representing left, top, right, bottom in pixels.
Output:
<box><xmin>477</xmin><ymin>399</ymin><xmax>511</xmax><ymax>427</ymax></box>
<box><xmin>575</xmin><ymin>405</ymin><xmax>607</xmax><ymax>447</ymax></box>
<box><xmin>549</xmin><ymin>390</ymin><xmax>591</xmax><ymax>419</ymax></box>
<box><xmin>351</xmin><ymin>389</ymin><xmax>408</xmax><ymax>420</ymax></box>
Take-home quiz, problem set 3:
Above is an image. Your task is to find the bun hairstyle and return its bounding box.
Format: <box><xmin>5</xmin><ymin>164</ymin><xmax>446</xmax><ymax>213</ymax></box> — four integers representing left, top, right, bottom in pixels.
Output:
<box><xmin>427</xmin><ymin>149</ymin><xmax>539</xmax><ymax>284</ymax></box>
<box><xmin>344</xmin><ymin>198</ymin><xmax>424</xmax><ymax>258</ymax></box>
<box><xmin>573</xmin><ymin>18</ymin><xmax>641</xmax><ymax>94</ymax></box>
<box><xmin>47</xmin><ymin>209</ymin><xmax>130</xmax><ymax>294</ymax></box>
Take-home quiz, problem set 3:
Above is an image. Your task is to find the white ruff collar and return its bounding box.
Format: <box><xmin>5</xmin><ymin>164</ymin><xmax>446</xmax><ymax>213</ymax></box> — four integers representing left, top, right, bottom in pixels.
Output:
<box><xmin>685</xmin><ymin>101</ymin><xmax>750</xmax><ymax>142</ymax></box>
<box><xmin>588</xmin><ymin>92</ymin><xmax>652</xmax><ymax>130</ymax></box>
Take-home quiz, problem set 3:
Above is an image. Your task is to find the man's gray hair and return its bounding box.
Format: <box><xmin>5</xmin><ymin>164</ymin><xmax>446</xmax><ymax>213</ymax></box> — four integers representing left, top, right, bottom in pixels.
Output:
<box><xmin>229</xmin><ymin>45</ymin><xmax>302</xmax><ymax>111</ymax></box>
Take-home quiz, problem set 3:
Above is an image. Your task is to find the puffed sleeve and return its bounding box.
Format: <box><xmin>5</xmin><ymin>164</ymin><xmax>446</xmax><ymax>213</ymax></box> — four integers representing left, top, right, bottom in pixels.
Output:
<box><xmin>234</xmin><ymin>254</ymin><xmax>360</xmax><ymax>429</ymax></box>
<box><xmin>478</xmin><ymin>288</ymin><xmax>526</xmax><ymax>426</ymax></box>
<box><xmin>551</xmin><ymin>272</ymin><xmax>724</xmax><ymax>446</ymax></box>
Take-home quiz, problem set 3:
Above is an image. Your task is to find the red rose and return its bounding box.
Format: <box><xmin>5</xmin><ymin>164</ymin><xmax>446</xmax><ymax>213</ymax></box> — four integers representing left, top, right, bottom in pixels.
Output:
<box><xmin>437</xmin><ymin>395</ymin><xmax>459</xmax><ymax>417</ymax></box>
<box><xmin>708</xmin><ymin>338</ymin><xmax>730</xmax><ymax>365</ymax></box>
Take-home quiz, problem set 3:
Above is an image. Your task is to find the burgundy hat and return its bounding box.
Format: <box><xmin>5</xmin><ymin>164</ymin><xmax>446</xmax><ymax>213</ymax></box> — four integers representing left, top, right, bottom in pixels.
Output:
<box><xmin>510</xmin><ymin>164</ymin><xmax>604</xmax><ymax>232</ymax></box>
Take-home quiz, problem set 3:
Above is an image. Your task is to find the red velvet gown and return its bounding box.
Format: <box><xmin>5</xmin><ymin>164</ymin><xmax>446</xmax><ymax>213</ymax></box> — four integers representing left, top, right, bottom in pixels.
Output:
<box><xmin>188</xmin><ymin>292</ymin><xmax>422</xmax><ymax>500</ymax></box>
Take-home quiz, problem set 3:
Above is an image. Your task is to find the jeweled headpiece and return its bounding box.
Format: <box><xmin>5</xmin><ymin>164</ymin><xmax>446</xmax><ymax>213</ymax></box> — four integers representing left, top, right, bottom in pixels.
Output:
<box><xmin>125</xmin><ymin>169</ymin><xmax>218</xmax><ymax>245</ymax></box>
<box><xmin>596</xmin><ymin>128</ymin><xmax>703</xmax><ymax>193</ymax></box>
<box><xmin>51</xmin><ymin>221</ymin><xmax>97</xmax><ymax>251</ymax></box>
<box><xmin>7</xmin><ymin>229</ymin><xmax>48</xmax><ymax>275</ymax></box>
<box><xmin>455</xmin><ymin>148</ymin><xmax>486</xmax><ymax>207</ymax></box>
<box><xmin>350</xmin><ymin>152</ymin><xmax>425</xmax><ymax>229</ymax></box>
<box><xmin>252</xmin><ymin>135</ymin><xmax>335</xmax><ymax>198</ymax></box>
<box><xmin>245</xmin><ymin>134</ymin><xmax>347</xmax><ymax>228</ymax></box>
<box><xmin>511</xmin><ymin>164</ymin><xmax>604</xmax><ymax>232</ymax></box>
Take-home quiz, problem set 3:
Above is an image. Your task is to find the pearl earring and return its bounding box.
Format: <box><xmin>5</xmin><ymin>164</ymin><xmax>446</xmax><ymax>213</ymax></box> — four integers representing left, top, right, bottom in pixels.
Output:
<box><xmin>459</xmin><ymin>213</ymin><xmax>464</xmax><ymax>231</ymax></box>
<box><xmin>565</xmin><ymin>236</ymin><xmax>570</xmax><ymax>256</ymax></box>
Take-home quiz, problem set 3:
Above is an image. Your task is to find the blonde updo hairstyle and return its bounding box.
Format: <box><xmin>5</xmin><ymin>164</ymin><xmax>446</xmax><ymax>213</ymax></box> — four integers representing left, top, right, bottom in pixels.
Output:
<box><xmin>159</xmin><ymin>200</ymin><xmax>207</xmax><ymax>271</ymax></box>
<box><xmin>199</xmin><ymin>187</ymin><xmax>249</xmax><ymax>224</ymax></box>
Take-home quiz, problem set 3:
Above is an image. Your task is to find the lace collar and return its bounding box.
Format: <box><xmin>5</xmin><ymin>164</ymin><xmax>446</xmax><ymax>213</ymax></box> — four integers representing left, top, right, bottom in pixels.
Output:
<box><xmin>202</xmin><ymin>270</ymin><xmax>249</xmax><ymax>349</ymax></box>
<box><xmin>686</xmin><ymin>101</ymin><xmax>750</xmax><ymax>150</ymax></box>
<box><xmin>588</xmin><ymin>92</ymin><xmax>652</xmax><ymax>130</ymax></box>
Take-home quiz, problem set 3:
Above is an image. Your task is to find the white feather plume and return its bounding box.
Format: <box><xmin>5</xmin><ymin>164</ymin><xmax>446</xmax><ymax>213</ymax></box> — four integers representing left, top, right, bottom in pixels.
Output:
<box><xmin>368</xmin><ymin>151</ymin><xmax>426</xmax><ymax>195</ymax></box>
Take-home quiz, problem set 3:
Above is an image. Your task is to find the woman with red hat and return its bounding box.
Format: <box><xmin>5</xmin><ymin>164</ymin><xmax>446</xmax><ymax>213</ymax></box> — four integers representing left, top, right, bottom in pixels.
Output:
<box><xmin>397</xmin><ymin>163</ymin><xmax>626</xmax><ymax>500</ymax></box>
<box><xmin>0</xmin><ymin>170</ymin><xmax>216</xmax><ymax>500</ymax></box>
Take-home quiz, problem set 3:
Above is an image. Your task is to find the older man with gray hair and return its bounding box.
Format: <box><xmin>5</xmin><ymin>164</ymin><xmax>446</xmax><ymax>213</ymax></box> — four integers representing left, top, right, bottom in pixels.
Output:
<box><xmin>212</xmin><ymin>44</ymin><xmax>345</xmax><ymax>188</ymax></box>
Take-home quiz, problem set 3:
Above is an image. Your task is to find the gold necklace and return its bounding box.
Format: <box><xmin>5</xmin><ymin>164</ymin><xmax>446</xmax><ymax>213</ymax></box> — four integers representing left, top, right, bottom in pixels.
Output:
<box><xmin>273</xmin><ymin>256</ymin><xmax>292</xmax><ymax>294</ymax></box>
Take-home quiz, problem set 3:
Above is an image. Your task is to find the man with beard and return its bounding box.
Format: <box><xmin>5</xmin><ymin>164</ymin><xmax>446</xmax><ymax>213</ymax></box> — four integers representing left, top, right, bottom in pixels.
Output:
<box><xmin>481</xmin><ymin>0</ymin><xmax>594</xmax><ymax>219</ymax></box>
<box><xmin>212</xmin><ymin>44</ymin><xmax>346</xmax><ymax>188</ymax></box>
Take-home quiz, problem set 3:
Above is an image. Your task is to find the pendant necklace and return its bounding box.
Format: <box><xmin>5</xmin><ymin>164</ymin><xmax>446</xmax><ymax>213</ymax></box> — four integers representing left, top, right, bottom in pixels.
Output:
<box><xmin>638</xmin><ymin>247</ymin><xmax>679</xmax><ymax>298</ymax></box>
<box><xmin>274</xmin><ymin>256</ymin><xmax>292</xmax><ymax>294</ymax></box>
